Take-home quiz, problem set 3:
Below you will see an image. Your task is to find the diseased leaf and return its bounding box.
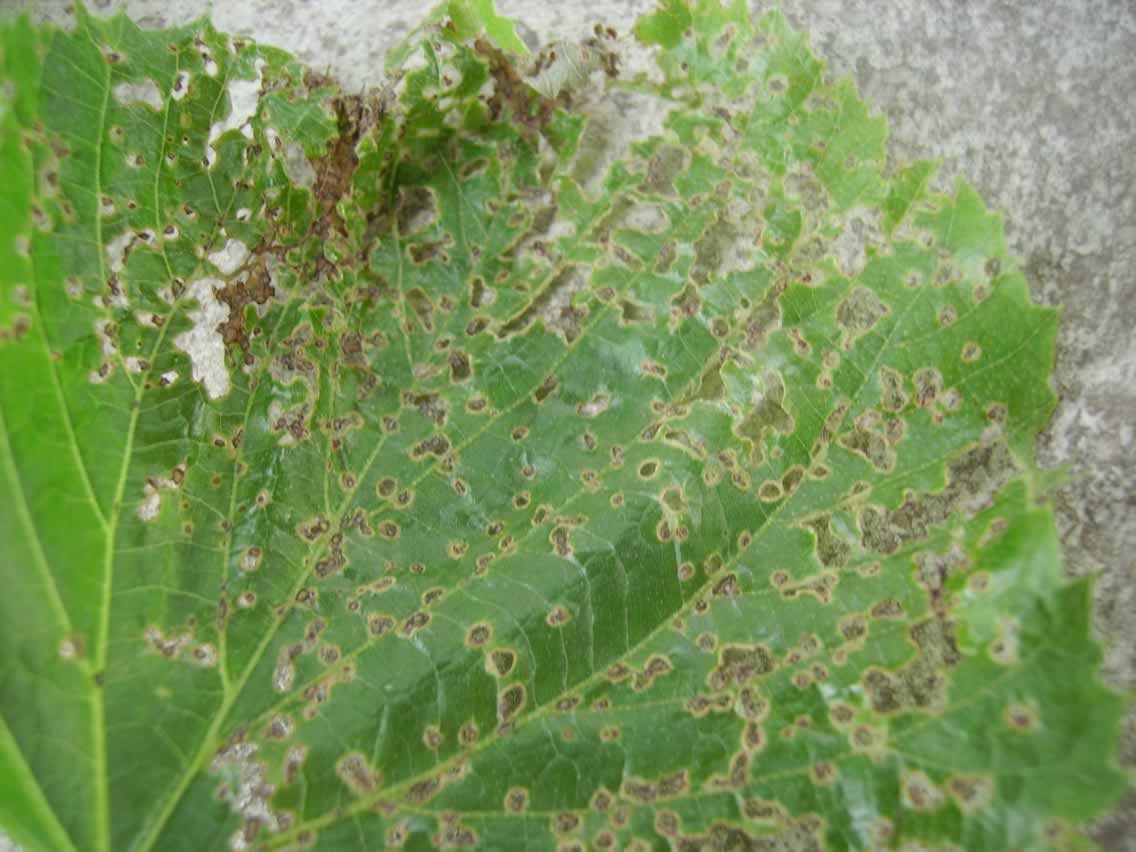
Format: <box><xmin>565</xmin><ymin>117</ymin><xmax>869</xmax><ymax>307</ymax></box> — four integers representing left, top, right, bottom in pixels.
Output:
<box><xmin>0</xmin><ymin>2</ymin><xmax>1126</xmax><ymax>851</ymax></box>
<box><xmin>634</xmin><ymin>0</ymin><xmax>694</xmax><ymax>49</ymax></box>
<box><xmin>526</xmin><ymin>42</ymin><xmax>611</xmax><ymax>100</ymax></box>
<box><xmin>448</xmin><ymin>0</ymin><xmax>530</xmax><ymax>55</ymax></box>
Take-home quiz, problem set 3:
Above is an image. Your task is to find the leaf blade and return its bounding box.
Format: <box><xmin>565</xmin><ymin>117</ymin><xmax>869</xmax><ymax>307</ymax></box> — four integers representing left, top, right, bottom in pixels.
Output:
<box><xmin>0</xmin><ymin>1</ymin><xmax>1126</xmax><ymax>850</ymax></box>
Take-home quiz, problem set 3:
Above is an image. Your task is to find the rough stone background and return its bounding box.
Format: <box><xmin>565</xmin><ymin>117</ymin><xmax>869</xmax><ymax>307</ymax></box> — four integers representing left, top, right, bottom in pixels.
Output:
<box><xmin>6</xmin><ymin>0</ymin><xmax>1136</xmax><ymax>846</ymax></box>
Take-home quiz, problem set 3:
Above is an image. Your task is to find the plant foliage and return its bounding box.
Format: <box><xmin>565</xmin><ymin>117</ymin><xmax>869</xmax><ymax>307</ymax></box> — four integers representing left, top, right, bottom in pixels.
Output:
<box><xmin>0</xmin><ymin>1</ymin><xmax>1126</xmax><ymax>849</ymax></box>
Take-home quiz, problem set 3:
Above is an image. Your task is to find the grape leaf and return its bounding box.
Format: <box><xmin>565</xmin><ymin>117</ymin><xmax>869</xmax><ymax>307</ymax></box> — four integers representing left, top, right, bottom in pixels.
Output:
<box><xmin>635</xmin><ymin>0</ymin><xmax>695</xmax><ymax>49</ymax></box>
<box><xmin>0</xmin><ymin>1</ymin><xmax>1127</xmax><ymax>850</ymax></box>
<box><xmin>447</xmin><ymin>0</ymin><xmax>530</xmax><ymax>56</ymax></box>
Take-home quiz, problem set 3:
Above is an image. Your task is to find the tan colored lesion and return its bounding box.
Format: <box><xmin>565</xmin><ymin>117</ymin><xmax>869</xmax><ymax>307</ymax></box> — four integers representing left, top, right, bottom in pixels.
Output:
<box><xmin>465</xmin><ymin>622</ymin><xmax>492</xmax><ymax>648</ymax></box>
<box><xmin>708</xmin><ymin>643</ymin><xmax>776</xmax><ymax>691</ymax></box>
<box><xmin>263</xmin><ymin>713</ymin><xmax>294</xmax><ymax>741</ymax></box>
<box><xmin>385</xmin><ymin>819</ymin><xmax>411</xmax><ymax>848</ymax></box>
<box><xmin>422</xmin><ymin>725</ymin><xmax>444</xmax><ymax>751</ymax></box>
<box><xmin>143</xmin><ymin>625</ymin><xmax>193</xmax><ymax>659</ymax></box>
<box><xmin>835</xmin><ymin>286</ymin><xmax>890</xmax><ymax>349</ymax></box>
<box><xmin>655</xmin><ymin>809</ymin><xmax>681</xmax><ymax>838</ymax></box>
<box><xmin>733</xmin><ymin>369</ymin><xmax>794</xmax><ymax>463</ymax></box>
<box><xmin>210</xmin><ymin>735</ymin><xmax>283</xmax><ymax>842</ymax></box>
<box><xmin>190</xmin><ymin>643</ymin><xmax>218</xmax><ymax>667</ymax></box>
<box><xmin>577</xmin><ymin>392</ymin><xmax>610</xmax><ymax>417</ymax></box>
<box><xmin>365</xmin><ymin>611</ymin><xmax>396</xmax><ymax>638</ymax></box>
<box><xmin>136</xmin><ymin>462</ymin><xmax>187</xmax><ymax>523</ymax></box>
<box><xmin>848</xmin><ymin>723</ymin><xmax>888</xmax><ymax>763</ymax></box>
<box><xmin>706</xmin><ymin>752</ymin><xmax>751</xmax><ymax>790</ymax></box>
<box><xmin>838</xmin><ymin>612</ymin><xmax>869</xmax><ymax>646</ymax></box>
<box><xmin>989</xmin><ymin>617</ymin><xmax>1020</xmax><ymax>665</ymax></box>
<box><xmin>269</xmin><ymin>400</ymin><xmax>313</xmax><ymax>446</ymax></box>
<box><xmin>546</xmin><ymin>605</ymin><xmax>572</xmax><ymax>627</ymax></box>
<box><xmin>504</xmin><ymin>786</ymin><xmax>530</xmax><ymax>813</ymax></box>
<box><xmin>550</xmin><ymin>812</ymin><xmax>580</xmax><ymax>835</ymax></box>
<box><xmin>641</xmin><ymin>144</ymin><xmax>688</xmax><ymax>196</ymax></box>
<box><xmin>947</xmin><ymin>773</ymin><xmax>995</xmax><ymax>813</ymax></box>
<box><xmin>901</xmin><ymin>769</ymin><xmax>945</xmax><ymax>811</ymax></box>
<box><xmin>799</xmin><ymin>513</ymin><xmax>853</xmax><ymax>569</ymax></box>
<box><xmin>433</xmin><ymin>813</ymin><xmax>478</xmax><ymax>848</ymax></box>
<box><xmin>485</xmin><ymin>648</ymin><xmax>516</xmax><ymax>677</ymax></box>
<box><xmin>838</xmin><ymin>410</ymin><xmax>897</xmax><ymax>473</ymax></box>
<box><xmin>498</xmin><ymin>266</ymin><xmax>590</xmax><ymax>343</ymax></box>
<box><xmin>861</xmin><ymin>656</ymin><xmax>946</xmax><ymax>715</ymax></box>
<box><xmin>710</xmin><ymin>572</ymin><xmax>740</xmax><ymax>599</ymax></box>
<box><xmin>628</xmin><ymin>654</ymin><xmax>673</xmax><ymax>692</ymax></box>
<box><xmin>550</xmin><ymin>524</ymin><xmax>574</xmax><ymax>557</ymax></box>
<box><xmin>496</xmin><ymin>683</ymin><xmax>527</xmax><ymax>726</ymax></box>
<box><xmin>399</xmin><ymin>610</ymin><xmax>430</xmax><ymax>637</ymax></box>
<box><xmin>859</xmin><ymin>441</ymin><xmax>1018</xmax><ymax>556</ymax></box>
<box><xmin>809</xmin><ymin>760</ymin><xmax>838</xmax><ymax>786</ymax></box>
<box><xmin>335</xmin><ymin>752</ymin><xmax>381</xmax><ymax>795</ymax></box>
<box><xmin>458</xmin><ymin>721</ymin><xmax>480</xmax><ymax>746</ymax></box>
<box><xmin>878</xmin><ymin>366</ymin><xmax>909</xmax><ymax>412</ymax></box>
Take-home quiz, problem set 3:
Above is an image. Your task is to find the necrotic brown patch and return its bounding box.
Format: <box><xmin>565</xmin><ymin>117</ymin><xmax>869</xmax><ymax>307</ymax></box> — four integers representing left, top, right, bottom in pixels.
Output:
<box><xmin>504</xmin><ymin>787</ymin><xmax>529</xmax><ymax>813</ymax></box>
<box><xmin>487</xmin><ymin>648</ymin><xmax>516</xmax><ymax>677</ymax></box>
<box><xmin>497</xmin><ymin>683</ymin><xmax>526</xmax><ymax>724</ymax></box>
<box><xmin>336</xmin><ymin>752</ymin><xmax>380</xmax><ymax>794</ymax></box>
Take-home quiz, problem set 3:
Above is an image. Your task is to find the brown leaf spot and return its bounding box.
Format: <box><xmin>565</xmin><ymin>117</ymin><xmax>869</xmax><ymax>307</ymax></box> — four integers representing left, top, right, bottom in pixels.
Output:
<box><xmin>1005</xmin><ymin>702</ymin><xmax>1039</xmax><ymax>732</ymax></box>
<box><xmin>551</xmin><ymin>813</ymin><xmax>580</xmax><ymax>835</ymax></box>
<box><xmin>336</xmin><ymin>752</ymin><xmax>380</xmax><ymax>795</ymax></box>
<box><xmin>497</xmin><ymin>683</ymin><xmax>526</xmax><ymax>724</ymax></box>
<box><xmin>368</xmin><ymin>613</ymin><xmax>395</xmax><ymax>637</ymax></box>
<box><xmin>546</xmin><ymin>605</ymin><xmax>572</xmax><ymax>627</ymax></box>
<box><xmin>709</xmin><ymin>643</ymin><xmax>776</xmax><ymax>690</ymax></box>
<box><xmin>487</xmin><ymin>648</ymin><xmax>517</xmax><ymax>678</ymax></box>
<box><xmin>422</xmin><ymin>725</ymin><xmax>444</xmax><ymax>751</ymax></box>
<box><xmin>466</xmin><ymin>623</ymin><xmax>492</xmax><ymax>648</ymax></box>
<box><xmin>400</xmin><ymin>611</ymin><xmax>430</xmax><ymax>637</ymax></box>
<box><xmin>947</xmin><ymin>774</ymin><xmax>994</xmax><ymax>813</ymax></box>
<box><xmin>504</xmin><ymin>787</ymin><xmax>530</xmax><ymax>813</ymax></box>
<box><xmin>901</xmin><ymin>770</ymin><xmax>944</xmax><ymax>811</ymax></box>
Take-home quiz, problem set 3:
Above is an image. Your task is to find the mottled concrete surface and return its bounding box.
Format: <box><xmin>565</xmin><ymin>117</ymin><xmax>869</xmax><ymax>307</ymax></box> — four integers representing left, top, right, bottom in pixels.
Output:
<box><xmin>7</xmin><ymin>0</ymin><xmax>1136</xmax><ymax>845</ymax></box>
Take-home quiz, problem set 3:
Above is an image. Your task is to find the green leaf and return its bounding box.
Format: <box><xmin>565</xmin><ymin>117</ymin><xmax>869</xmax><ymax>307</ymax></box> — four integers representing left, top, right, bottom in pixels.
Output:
<box><xmin>0</xmin><ymin>1</ymin><xmax>1125</xmax><ymax>850</ymax></box>
<box><xmin>634</xmin><ymin>0</ymin><xmax>693</xmax><ymax>49</ymax></box>
<box><xmin>447</xmin><ymin>0</ymin><xmax>529</xmax><ymax>55</ymax></box>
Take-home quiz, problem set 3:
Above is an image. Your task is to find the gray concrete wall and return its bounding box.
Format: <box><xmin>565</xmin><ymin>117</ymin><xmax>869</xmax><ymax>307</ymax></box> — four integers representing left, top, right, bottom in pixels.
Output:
<box><xmin>8</xmin><ymin>0</ymin><xmax>1136</xmax><ymax>844</ymax></box>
